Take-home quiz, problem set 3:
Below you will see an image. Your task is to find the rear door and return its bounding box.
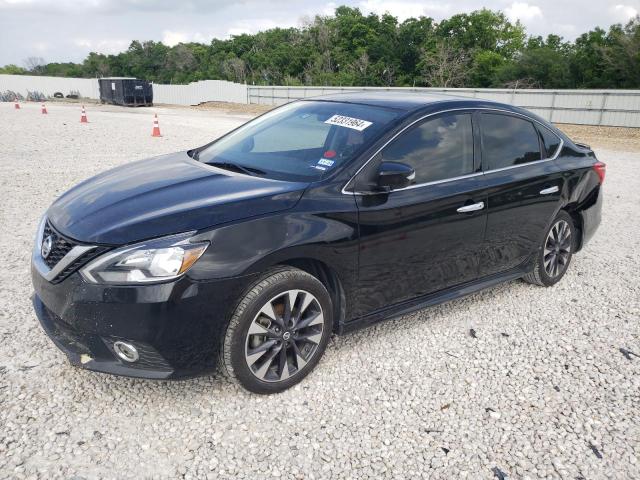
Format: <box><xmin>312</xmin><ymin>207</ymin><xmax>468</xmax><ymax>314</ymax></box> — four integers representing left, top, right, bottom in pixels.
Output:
<box><xmin>351</xmin><ymin>111</ymin><xmax>487</xmax><ymax>317</ymax></box>
<box><xmin>478</xmin><ymin>112</ymin><xmax>565</xmax><ymax>276</ymax></box>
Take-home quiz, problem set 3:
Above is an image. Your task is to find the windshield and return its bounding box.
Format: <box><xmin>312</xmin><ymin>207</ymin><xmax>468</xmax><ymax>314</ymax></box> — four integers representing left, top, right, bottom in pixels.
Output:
<box><xmin>196</xmin><ymin>101</ymin><xmax>401</xmax><ymax>181</ymax></box>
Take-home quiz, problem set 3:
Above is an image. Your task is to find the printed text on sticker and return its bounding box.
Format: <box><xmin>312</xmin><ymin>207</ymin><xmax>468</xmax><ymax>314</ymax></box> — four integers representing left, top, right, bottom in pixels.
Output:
<box><xmin>325</xmin><ymin>115</ymin><xmax>372</xmax><ymax>131</ymax></box>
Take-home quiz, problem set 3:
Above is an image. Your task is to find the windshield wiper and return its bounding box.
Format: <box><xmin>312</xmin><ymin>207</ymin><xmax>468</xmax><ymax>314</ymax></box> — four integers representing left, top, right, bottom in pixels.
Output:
<box><xmin>208</xmin><ymin>161</ymin><xmax>265</xmax><ymax>176</ymax></box>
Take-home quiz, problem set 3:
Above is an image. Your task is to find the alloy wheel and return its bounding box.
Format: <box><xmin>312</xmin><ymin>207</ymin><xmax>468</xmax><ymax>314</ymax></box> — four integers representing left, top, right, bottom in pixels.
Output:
<box><xmin>543</xmin><ymin>219</ymin><xmax>572</xmax><ymax>278</ymax></box>
<box><xmin>244</xmin><ymin>289</ymin><xmax>324</xmax><ymax>383</ymax></box>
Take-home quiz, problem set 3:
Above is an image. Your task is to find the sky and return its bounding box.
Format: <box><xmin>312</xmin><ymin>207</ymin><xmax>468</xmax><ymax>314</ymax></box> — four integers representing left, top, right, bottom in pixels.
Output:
<box><xmin>0</xmin><ymin>0</ymin><xmax>638</xmax><ymax>66</ymax></box>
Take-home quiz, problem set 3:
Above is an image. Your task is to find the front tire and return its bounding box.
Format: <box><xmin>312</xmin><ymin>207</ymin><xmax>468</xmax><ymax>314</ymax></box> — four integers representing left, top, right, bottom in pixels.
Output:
<box><xmin>221</xmin><ymin>267</ymin><xmax>332</xmax><ymax>394</ymax></box>
<box><xmin>523</xmin><ymin>211</ymin><xmax>575</xmax><ymax>287</ymax></box>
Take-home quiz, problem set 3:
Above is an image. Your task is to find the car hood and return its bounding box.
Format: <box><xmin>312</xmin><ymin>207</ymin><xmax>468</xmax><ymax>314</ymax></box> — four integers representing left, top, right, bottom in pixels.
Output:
<box><xmin>47</xmin><ymin>152</ymin><xmax>308</xmax><ymax>245</ymax></box>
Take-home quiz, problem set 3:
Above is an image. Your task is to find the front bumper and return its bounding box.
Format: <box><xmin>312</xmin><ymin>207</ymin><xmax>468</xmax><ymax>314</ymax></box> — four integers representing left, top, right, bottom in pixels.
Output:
<box><xmin>31</xmin><ymin>262</ymin><xmax>256</xmax><ymax>379</ymax></box>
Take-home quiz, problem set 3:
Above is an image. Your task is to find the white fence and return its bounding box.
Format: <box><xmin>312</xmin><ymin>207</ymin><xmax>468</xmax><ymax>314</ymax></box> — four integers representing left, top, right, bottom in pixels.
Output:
<box><xmin>0</xmin><ymin>74</ymin><xmax>99</xmax><ymax>99</ymax></box>
<box><xmin>2</xmin><ymin>74</ymin><xmax>639</xmax><ymax>127</ymax></box>
<box><xmin>153</xmin><ymin>80</ymin><xmax>247</xmax><ymax>105</ymax></box>
<box><xmin>248</xmin><ymin>86</ymin><xmax>640</xmax><ymax>128</ymax></box>
<box><xmin>0</xmin><ymin>75</ymin><xmax>246</xmax><ymax>105</ymax></box>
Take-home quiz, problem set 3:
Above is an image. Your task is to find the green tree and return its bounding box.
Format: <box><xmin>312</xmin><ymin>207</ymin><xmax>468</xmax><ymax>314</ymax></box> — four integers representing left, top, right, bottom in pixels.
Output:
<box><xmin>82</xmin><ymin>52</ymin><xmax>111</xmax><ymax>77</ymax></box>
<box><xmin>1</xmin><ymin>5</ymin><xmax>638</xmax><ymax>89</ymax></box>
<box><xmin>600</xmin><ymin>18</ymin><xmax>640</xmax><ymax>88</ymax></box>
<box><xmin>497</xmin><ymin>35</ymin><xmax>573</xmax><ymax>88</ymax></box>
<box><xmin>436</xmin><ymin>9</ymin><xmax>525</xmax><ymax>58</ymax></box>
<box><xmin>397</xmin><ymin>16</ymin><xmax>436</xmax><ymax>85</ymax></box>
<box><xmin>0</xmin><ymin>64</ymin><xmax>27</xmax><ymax>74</ymax></box>
<box><xmin>570</xmin><ymin>27</ymin><xmax>608</xmax><ymax>87</ymax></box>
<box><xmin>471</xmin><ymin>50</ymin><xmax>506</xmax><ymax>87</ymax></box>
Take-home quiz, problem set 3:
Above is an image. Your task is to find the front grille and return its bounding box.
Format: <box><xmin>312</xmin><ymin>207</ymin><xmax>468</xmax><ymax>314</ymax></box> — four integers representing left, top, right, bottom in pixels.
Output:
<box><xmin>42</xmin><ymin>221</ymin><xmax>77</xmax><ymax>269</ymax></box>
<box><xmin>41</xmin><ymin>220</ymin><xmax>111</xmax><ymax>283</ymax></box>
<box><xmin>53</xmin><ymin>246</ymin><xmax>110</xmax><ymax>282</ymax></box>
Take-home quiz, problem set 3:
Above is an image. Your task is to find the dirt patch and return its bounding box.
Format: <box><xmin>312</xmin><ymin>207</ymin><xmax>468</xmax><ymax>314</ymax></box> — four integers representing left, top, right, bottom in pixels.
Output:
<box><xmin>192</xmin><ymin>101</ymin><xmax>274</xmax><ymax>115</ymax></box>
<box><xmin>555</xmin><ymin>123</ymin><xmax>640</xmax><ymax>152</ymax></box>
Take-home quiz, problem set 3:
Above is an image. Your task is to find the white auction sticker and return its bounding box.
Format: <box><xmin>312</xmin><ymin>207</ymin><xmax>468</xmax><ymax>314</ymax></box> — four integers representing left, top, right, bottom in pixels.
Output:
<box><xmin>317</xmin><ymin>158</ymin><xmax>335</xmax><ymax>167</ymax></box>
<box><xmin>325</xmin><ymin>114</ymin><xmax>372</xmax><ymax>131</ymax></box>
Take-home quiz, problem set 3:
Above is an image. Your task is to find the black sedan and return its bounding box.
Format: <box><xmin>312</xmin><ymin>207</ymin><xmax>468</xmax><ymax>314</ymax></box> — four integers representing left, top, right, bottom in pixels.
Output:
<box><xmin>31</xmin><ymin>93</ymin><xmax>604</xmax><ymax>393</ymax></box>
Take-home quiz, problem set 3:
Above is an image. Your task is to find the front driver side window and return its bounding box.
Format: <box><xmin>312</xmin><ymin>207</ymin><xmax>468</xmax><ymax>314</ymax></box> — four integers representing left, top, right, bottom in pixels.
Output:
<box><xmin>381</xmin><ymin>113</ymin><xmax>475</xmax><ymax>184</ymax></box>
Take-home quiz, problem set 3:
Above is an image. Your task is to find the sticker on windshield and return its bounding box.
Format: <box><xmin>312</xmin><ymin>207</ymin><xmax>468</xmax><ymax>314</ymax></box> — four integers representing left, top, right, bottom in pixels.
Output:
<box><xmin>325</xmin><ymin>114</ymin><xmax>372</xmax><ymax>131</ymax></box>
<box><xmin>313</xmin><ymin>158</ymin><xmax>334</xmax><ymax>171</ymax></box>
<box><xmin>317</xmin><ymin>158</ymin><xmax>334</xmax><ymax>167</ymax></box>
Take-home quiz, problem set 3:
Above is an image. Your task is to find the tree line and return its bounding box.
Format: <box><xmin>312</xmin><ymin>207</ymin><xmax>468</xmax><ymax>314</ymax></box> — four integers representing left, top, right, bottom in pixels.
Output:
<box><xmin>2</xmin><ymin>6</ymin><xmax>639</xmax><ymax>89</ymax></box>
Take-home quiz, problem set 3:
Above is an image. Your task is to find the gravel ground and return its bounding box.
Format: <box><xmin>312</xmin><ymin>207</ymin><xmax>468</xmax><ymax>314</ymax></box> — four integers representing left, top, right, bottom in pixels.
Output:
<box><xmin>556</xmin><ymin>124</ymin><xmax>640</xmax><ymax>153</ymax></box>
<box><xmin>0</xmin><ymin>102</ymin><xmax>639</xmax><ymax>480</ymax></box>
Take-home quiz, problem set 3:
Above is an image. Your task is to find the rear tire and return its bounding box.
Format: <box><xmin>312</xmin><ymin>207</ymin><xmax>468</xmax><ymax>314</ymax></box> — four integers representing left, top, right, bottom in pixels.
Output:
<box><xmin>221</xmin><ymin>267</ymin><xmax>332</xmax><ymax>394</ymax></box>
<box><xmin>523</xmin><ymin>211</ymin><xmax>575</xmax><ymax>287</ymax></box>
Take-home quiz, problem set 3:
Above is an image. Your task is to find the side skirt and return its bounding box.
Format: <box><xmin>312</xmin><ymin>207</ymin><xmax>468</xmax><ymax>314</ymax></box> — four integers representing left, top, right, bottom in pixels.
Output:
<box><xmin>338</xmin><ymin>266</ymin><xmax>529</xmax><ymax>335</ymax></box>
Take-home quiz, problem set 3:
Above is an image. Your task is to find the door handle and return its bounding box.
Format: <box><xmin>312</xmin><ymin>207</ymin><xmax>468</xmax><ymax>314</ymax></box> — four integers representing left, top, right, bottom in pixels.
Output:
<box><xmin>457</xmin><ymin>201</ymin><xmax>485</xmax><ymax>213</ymax></box>
<box><xmin>540</xmin><ymin>186</ymin><xmax>559</xmax><ymax>195</ymax></box>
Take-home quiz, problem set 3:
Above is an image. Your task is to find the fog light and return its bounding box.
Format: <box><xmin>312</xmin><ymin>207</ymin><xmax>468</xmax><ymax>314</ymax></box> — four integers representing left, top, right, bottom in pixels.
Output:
<box><xmin>113</xmin><ymin>341</ymin><xmax>139</xmax><ymax>363</ymax></box>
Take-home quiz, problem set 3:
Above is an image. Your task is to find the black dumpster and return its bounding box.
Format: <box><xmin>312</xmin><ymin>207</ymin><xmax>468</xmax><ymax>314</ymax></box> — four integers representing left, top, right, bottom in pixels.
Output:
<box><xmin>98</xmin><ymin>77</ymin><xmax>153</xmax><ymax>106</ymax></box>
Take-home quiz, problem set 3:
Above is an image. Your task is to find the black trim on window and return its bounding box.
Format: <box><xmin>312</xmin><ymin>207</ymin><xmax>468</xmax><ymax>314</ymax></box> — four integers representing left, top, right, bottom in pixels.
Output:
<box><xmin>535</xmin><ymin>124</ymin><xmax>563</xmax><ymax>159</ymax></box>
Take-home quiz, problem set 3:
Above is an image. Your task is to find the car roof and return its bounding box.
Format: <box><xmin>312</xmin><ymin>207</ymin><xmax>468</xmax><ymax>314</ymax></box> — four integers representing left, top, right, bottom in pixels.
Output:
<box><xmin>306</xmin><ymin>91</ymin><xmax>490</xmax><ymax>111</ymax></box>
<box><xmin>302</xmin><ymin>90</ymin><xmax>570</xmax><ymax>142</ymax></box>
<box><xmin>301</xmin><ymin>90</ymin><xmax>568</xmax><ymax>132</ymax></box>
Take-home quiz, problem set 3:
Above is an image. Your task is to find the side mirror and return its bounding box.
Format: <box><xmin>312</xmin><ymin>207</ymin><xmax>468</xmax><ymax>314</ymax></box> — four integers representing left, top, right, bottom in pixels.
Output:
<box><xmin>377</xmin><ymin>161</ymin><xmax>415</xmax><ymax>191</ymax></box>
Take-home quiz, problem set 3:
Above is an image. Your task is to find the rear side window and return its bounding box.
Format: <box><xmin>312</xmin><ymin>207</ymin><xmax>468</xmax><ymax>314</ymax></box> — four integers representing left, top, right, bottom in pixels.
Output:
<box><xmin>538</xmin><ymin>125</ymin><xmax>562</xmax><ymax>158</ymax></box>
<box><xmin>481</xmin><ymin>114</ymin><xmax>541</xmax><ymax>170</ymax></box>
<box><xmin>381</xmin><ymin>113</ymin><xmax>474</xmax><ymax>184</ymax></box>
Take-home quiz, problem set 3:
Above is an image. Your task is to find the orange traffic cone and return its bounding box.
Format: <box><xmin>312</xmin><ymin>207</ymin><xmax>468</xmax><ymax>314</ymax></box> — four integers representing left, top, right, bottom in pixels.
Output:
<box><xmin>151</xmin><ymin>114</ymin><xmax>162</xmax><ymax>137</ymax></box>
<box><xmin>14</xmin><ymin>99</ymin><xmax>20</xmax><ymax>109</ymax></box>
<box><xmin>80</xmin><ymin>105</ymin><xmax>88</xmax><ymax>123</ymax></box>
<box><xmin>41</xmin><ymin>102</ymin><xmax>48</xmax><ymax>114</ymax></box>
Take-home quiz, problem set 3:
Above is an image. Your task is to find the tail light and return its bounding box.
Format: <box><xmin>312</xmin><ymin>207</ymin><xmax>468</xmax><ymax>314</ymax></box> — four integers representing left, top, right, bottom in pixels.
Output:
<box><xmin>593</xmin><ymin>161</ymin><xmax>606</xmax><ymax>184</ymax></box>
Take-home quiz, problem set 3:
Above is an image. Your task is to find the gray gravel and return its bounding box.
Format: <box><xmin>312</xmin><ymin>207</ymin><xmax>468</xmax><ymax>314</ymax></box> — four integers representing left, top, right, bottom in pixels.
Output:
<box><xmin>1</xmin><ymin>102</ymin><xmax>639</xmax><ymax>480</ymax></box>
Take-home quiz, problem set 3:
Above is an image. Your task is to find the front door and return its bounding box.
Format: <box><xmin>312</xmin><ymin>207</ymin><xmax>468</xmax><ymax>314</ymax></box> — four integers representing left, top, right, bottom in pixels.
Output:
<box><xmin>351</xmin><ymin>111</ymin><xmax>487</xmax><ymax>317</ymax></box>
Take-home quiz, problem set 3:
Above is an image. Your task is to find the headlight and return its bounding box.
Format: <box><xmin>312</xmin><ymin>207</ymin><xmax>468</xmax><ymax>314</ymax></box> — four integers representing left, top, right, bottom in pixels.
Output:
<box><xmin>80</xmin><ymin>232</ymin><xmax>209</xmax><ymax>285</ymax></box>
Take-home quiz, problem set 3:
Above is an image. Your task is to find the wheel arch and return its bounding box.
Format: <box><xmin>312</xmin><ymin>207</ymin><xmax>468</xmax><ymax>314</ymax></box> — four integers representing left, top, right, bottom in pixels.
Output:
<box><xmin>231</xmin><ymin>253</ymin><xmax>351</xmax><ymax>333</ymax></box>
<box><xmin>560</xmin><ymin>203</ymin><xmax>585</xmax><ymax>252</ymax></box>
<box><xmin>270</xmin><ymin>258</ymin><xmax>346</xmax><ymax>334</ymax></box>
